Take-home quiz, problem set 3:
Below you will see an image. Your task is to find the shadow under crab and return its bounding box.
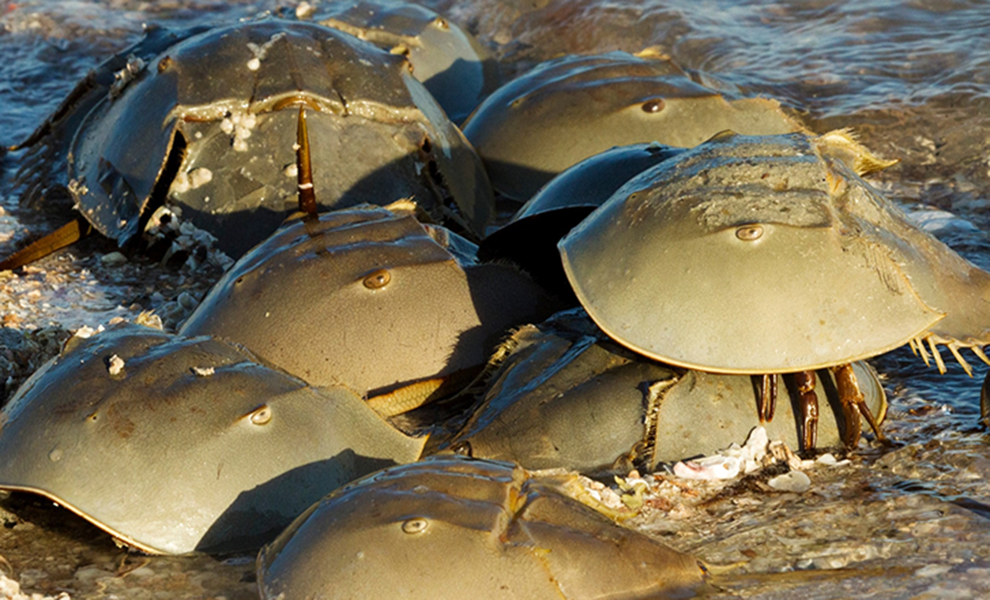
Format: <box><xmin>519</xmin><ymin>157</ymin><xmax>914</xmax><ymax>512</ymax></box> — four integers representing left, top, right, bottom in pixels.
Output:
<box><xmin>442</xmin><ymin>309</ymin><xmax>887</xmax><ymax>474</ymax></box>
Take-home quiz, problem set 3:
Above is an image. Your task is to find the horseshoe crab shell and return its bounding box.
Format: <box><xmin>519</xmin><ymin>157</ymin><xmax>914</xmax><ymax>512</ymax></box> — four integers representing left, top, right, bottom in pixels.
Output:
<box><xmin>179</xmin><ymin>206</ymin><xmax>559</xmax><ymax>411</ymax></box>
<box><xmin>461</xmin><ymin>51</ymin><xmax>805</xmax><ymax>200</ymax></box>
<box><xmin>445</xmin><ymin>310</ymin><xmax>886</xmax><ymax>472</ymax></box>
<box><xmin>257</xmin><ymin>455</ymin><xmax>707</xmax><ymax>599</ymax></box>
<box><xmin>479</xmin><ymin>143</ymin><xmax>685</xmax><ymax>300</ymax></box>
<box><xmin>307</xmin><ymin>0</ymin><xmax>498</xmax><ymax>123</ymax></box>
<box><xmin>16</xmin><ymin>19</ymin><xmax>493</xmax><ymax>258</ymax></box>
<box><xmin>560</xmin><ymin>131</ymin><xmax>990</xmax><ymax>375</ymax></box>
<box><xmin>0</xmin><ymin>323</ymin><xmax>425</xmax><ymax>555</ymax></box>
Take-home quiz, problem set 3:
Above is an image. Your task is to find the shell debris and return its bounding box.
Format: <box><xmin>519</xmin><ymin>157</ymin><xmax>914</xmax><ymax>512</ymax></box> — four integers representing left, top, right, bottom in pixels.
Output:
<box><xmin>107</xmin><ymin>354</ymin><xmax>125</xmax><ymax>377</ymax></box>
<box><xmin>72</xmin><ymin>325</ymin><xmax>104</xmax><ymax>340</ymax></box>
<box><xmin>672</xmin><ymin>426</ymin><xmax>770</xmax><ymax>480</ymax></box>
<box><xmin>295</xmin><ymin>1</ymin><xmax>315</xmax><ymax>19</ymax></box>
<box><xmin>219</xmin><ymin>110</ymin><xmax>257</xmax><ymax>152</ymax></box>
<box><xmin>246</xmin><ymin>32</ymin><xmax>287</xmax><ymax>71</ymax></box>
<box><xmin>767</xmin><ymin>470</ymin><xmax>812</xmax><ymax>493</ymax></box>
<box><xmin>109</xmin><ymin>54</ymin><xmax>146</xmax><ymax>97</ymax></box>
<box><xmin>170</xmin><ymin>168</ymin><xmax>213</xmax><ymax>194</ymax></box>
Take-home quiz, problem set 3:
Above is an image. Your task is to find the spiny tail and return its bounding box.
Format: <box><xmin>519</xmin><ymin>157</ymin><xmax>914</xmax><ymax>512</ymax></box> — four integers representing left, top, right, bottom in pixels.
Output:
<box><xmin>0</xmin><ymin>218</ymin><xmax>90</xmax><ymax>271</ymax></box>
<box><xmin>909</xmin><ymin>334</ymin><xmax>990</xmax><ymax>376</ymax></box>
<box><xmin>296</xmin><ymin>105</ymin><xmax>317</xmax><ymax>217</ymax></box>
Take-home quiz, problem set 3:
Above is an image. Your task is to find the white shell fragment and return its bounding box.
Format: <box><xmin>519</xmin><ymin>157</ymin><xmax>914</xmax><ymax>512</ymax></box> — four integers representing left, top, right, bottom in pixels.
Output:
<box><xmin>768</xmin><ymin>470</ymin><xmax>812</xmax><ymax>493</ymax></box>
<box><xmin>99</xmin><ymin>252</ymin><xmax>127</xmax><ymax>266</ymax></box>
<box><xmin>673</xmin><ymin>426</ymin><xmax>769</xmax><ymax>480</ymax></box>
<box><xmin>107</xmin><ymin>354</ymin><xmax>125</xmax><ymax>376</ymax></box>
<box><xmin>73</xmin><ymin>325</ymin><xmax>103</xmax><ymax>340</ymax></box>
<box><xmin>672</xmin><ymin>455</ymin><xmax>741</xmax><ymax>480</ymax></box>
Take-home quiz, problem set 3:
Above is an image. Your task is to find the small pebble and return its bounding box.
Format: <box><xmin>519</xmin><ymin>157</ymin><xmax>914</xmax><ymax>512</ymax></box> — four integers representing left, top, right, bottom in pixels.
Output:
<box><xmin>100</xmin><ymin>252</ymin><xmax>127</xmax><ymax>266</ymax></box>
<box><xmin>816</xmin><ymin>453</ymin><xmax>838</xmax><ymax>465</ymax></box>
<box><xmin>134</xmin><ymin>311</ymin><xmax>163</xmax><ymax>330</ymax></box>
<box><xmin>916</xmin><ymin>564</ymin><xmax>954</xmax><ymax>577</ymax></box>
<box><xmin>767</xmin><ymin>470</ymin><xmax>811</xmax><ymax>493</ymax></box>
<box><xmin>126</xmin><ymin>566</ymin><xmax>156</xmax><ymax>579</ymax></box>
<box><xmin>74</xmin><ymin>565</ymin><xmax>114</xmax><ymax>583</ymax></box>
<box><xmin>177</xmin><ymin>292</ymin><xmax>197</xmax><ymax>310</ymax></box>
<box><xmin>73</xmin><ymin>325</ymin><xmax>100</xmax><ymax>339</ymax></box>
<box><xmin>295</xmin><ymin>1</ymin><xmax>314</xmax><ymax>19</ymax></box>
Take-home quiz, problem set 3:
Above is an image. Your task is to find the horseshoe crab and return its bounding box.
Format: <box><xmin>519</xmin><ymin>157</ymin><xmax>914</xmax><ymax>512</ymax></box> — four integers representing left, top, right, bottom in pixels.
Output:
<box><xmin>559</xmin><ymin>130</ymin><xmax>990</xmax><ymax>448</ymax></box>
<box><xmin>461</xmin><ymin>51</ymin><xmax>805</xmax><ymax>201</ymax></box>
<box><xmin>8</xmin><ymin>18</ymin><xmax>493</xmax><ymax>264</ymax></box>
<box><xmin>479</xmin><ymin>143</ymin><xmax>685</xmax><ymax>301</ymax></box>
<box><xmin>305</xmin><ymin>0</ymin><xmax>498</xmax><ymax>123</ymax></box>
<box><xmin>444</xmin><ymin>309</ymin><xmax>886</xmax><ymax>472</ymax></box>
<box><xmin>0</xmin><ymin>323</ymin><xmax>425</xmax><ymax>554</ymax></box>
<box><xmin>179</xmin><ymin>204</ymin><xmax>559</xmax><ymax>417</ymax></box>
<box><xmin>258</xmin><ymin>455</ymin><xmax>708</xmax><ymax>599</ymax></box>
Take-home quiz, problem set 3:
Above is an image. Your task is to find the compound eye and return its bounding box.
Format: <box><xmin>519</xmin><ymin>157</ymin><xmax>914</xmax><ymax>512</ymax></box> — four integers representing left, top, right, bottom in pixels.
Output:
<box><xmin>363</xmin><ymin>269</ymin><xmax>391</xmax><ymax>290</ymax></box>
<box><xmin>248</xmin><ymin>405</ymin><xmax>273</xmax><ymax>425</ymax></box>
<box><xmin>641</xmin><ymin>98</ymin><xmax>665</xmax><ymax>113</ymax></box>
<box><xmin>450</xmin><ymin>441</ymin><xmax>473</xmax><ymax>456</ymax></box>
<box><xmin>735</xmin><ymin>224</ymin><xmax>764</xmax><ymax>241</ymax></box>
<box><xmin>402</xmin><ymin>518</ymin><xmax>429</xmax><ymax>534</ymax></box>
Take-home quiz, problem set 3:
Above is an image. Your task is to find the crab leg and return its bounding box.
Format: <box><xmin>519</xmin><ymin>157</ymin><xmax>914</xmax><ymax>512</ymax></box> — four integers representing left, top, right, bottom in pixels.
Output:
<box><xmin>831</xmin><ymin>363</ymin><xmax>889</xmax><ymax>447</ymax></box>
<box><xmin>758</xmin><ymin>373</ymin><xmax>777</xmax><ymax>422</ymax></box>
<box><xmin>794</xmin><ymin>370</ymin><xmax>818</xmax><ymax>450</ymax></box>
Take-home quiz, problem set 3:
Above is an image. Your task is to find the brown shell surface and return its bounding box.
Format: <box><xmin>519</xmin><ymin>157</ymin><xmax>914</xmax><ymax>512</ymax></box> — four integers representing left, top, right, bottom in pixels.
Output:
<box><xmin>461</xmin><ymin>51</ymin><xmax>804</xmax><ymax>200</ymax></box>
<box><xmin>309</xmin><ymin>0</ymin><xmax>498</xmax><ymax>123</ymax></box>
<box><xmin>479</xmin><ymin>143</ymin><xmax>685</xmax><ymax>301</ymax></box>
<box><xmin>257</xmin><ymin>455</ymin><xmax>707</xmax><ymax>599</ymax></box>
<box><xmin>0</xmin><ymin>323</ymin><xmax>425</xmax><ymax>555</ymax></box>
<box><xmin>22</xmin><ymin>18</ymin><xmax>493</xmax><ymax>258</ymax></box>
<box><xmin>559</xmin><ymin>131</ymin><xmax>990</xmax><ymax>373</ymax></box>
<box><xmin>446</xmin><ymin>310</ymin><xmax>887</xmax><ymax>471</ymax></box>
<box><xmin>179</xmin><ymin>206</ymin><xmax>559</xmax><ymax>399</ymax></box>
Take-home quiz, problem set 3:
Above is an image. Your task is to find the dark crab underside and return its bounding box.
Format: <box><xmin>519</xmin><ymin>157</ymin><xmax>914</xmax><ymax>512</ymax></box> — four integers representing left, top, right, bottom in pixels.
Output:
<box><xmin>13</xmin><ymin>18</ymin><xmax>493</xmax><ymax>261</ymax></box>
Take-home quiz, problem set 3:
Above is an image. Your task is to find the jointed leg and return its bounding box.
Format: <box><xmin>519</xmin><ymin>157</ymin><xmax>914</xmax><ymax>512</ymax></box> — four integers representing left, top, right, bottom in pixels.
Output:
<box><xmin>794</xmin><ymin>370</ymin><xmax>818</xmax><ymax>450</ymax></box>
<box><xmin>831</xmin><ymin>363</ymin><xmax>889</xmax><ymax>447</ymax></box>
<box><xmin>758</xmin><ymin>373</ymin><xmax>777</xmax><ymax>422</ymax></box>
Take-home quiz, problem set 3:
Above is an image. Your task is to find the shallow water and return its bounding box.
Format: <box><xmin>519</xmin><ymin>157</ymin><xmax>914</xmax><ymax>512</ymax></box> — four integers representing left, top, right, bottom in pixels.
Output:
<box><xmin>1</xmin><ymin>0</ymin><xmax>990</xmax><ymax>598</ymax></box>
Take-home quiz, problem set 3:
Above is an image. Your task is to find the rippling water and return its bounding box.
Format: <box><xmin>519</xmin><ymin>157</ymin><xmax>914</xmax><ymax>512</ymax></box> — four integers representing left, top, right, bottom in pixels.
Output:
<box><xmin>1</xmin><ymin>0</ymin><xmax>990</xmax><ymax>597</ymax></box>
